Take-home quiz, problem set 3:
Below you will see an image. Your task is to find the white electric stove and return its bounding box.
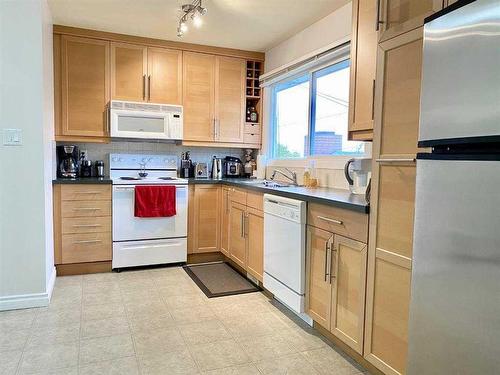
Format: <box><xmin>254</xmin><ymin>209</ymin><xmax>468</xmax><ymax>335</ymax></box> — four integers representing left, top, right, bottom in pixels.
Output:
<box><xmin>109</xmin><ymin>153</ymin><xmax>188</xmax><ymax>270</ymax></box>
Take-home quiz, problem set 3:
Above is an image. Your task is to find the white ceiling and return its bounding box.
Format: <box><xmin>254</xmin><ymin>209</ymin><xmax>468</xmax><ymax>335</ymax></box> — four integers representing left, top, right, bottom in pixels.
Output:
<box><xmin>48</xmin><ymin>0</ymin><xmax>351</xmax><ymax>52</ymax></box>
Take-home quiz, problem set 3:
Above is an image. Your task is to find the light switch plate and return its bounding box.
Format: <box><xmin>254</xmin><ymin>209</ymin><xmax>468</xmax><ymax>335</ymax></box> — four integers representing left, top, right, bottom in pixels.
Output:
<box><xmin>3</xmin><ymin>129</ymin><xmax>23</xmax><ymax>146</ymax></box>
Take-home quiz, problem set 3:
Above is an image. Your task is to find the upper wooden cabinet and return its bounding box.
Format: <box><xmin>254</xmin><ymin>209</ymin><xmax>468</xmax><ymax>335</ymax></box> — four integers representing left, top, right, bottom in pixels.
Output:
<box><xmin>183</xmin><ymin>52</ymin><xmax>217</xmax><ymax>142</ymax></box>
<box><xmin>57</xmin><ymin>35</ymin><xmax>110</xmax><ymax>140</ymax></box>
<box><xmin>215</xmin><ymin>57</ymin><xmax>246</xmax><ymax>143</ymax></box>
<box><xmin>111</xmin><ymin>43</ymin><xmax>147</xmax><ymax>101</ymax></box>
<box><xmin>348</xmin><ymin>0</ymin><xmax>378</xmax><ymax>141</ymax></box>
<box><xmin>377</xmin><ymin>0</ymin><xmax>442</xmax><ymax>42</ymax></box>
<box><xmin>111</xmin><ymin>43</ymin><xmax>182</xmax><ymax>104</ymax></box>
<box><xmin>183</xmin><ymin>52</ymin><xmax>246</xmax><ymax>144</ymax></box>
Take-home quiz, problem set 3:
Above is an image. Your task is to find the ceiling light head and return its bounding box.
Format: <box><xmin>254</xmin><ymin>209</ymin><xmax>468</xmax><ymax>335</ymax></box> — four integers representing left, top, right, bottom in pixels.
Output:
<box><xmin>180</xmin><ymin>21</ymin><xmax>188</xmax><ymax>33</ymax></box>
<box><xmin>177</xmin><ymin>0</ymin><xmax>207</xmax><ymax>36</ymax></box>
<box><xmin>197</xmin><ymin>6</ymin><xmax>207</xmax><ymax>16</ymax></box>
<box><xmin>192</xmin><ymin>13</ymin><xmax>203</xmax><ymax>28</ymax></box>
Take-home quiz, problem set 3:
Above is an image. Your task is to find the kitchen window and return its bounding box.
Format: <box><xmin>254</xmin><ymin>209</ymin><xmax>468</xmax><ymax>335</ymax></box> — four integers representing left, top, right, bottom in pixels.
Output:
<box><xmin>270</xmin><ymin>58</ymin><xmax>365</xmax><ymax>159</ymax></box>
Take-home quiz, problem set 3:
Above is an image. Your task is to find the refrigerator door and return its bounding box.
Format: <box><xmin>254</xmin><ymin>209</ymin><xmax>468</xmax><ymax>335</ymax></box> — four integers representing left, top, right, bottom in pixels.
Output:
<box><xmin>408</xmin><ymin>157</ymin><xmax>500</xmax><ymax>374</ymax></box>
<box><xmin>419</xmin><ymin>0</ymin><xmax>500</xmax><ymax>146</ymax></box>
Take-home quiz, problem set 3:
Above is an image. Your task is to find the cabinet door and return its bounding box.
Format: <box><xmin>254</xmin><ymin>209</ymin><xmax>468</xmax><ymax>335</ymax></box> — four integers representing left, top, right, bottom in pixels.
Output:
<box><xmin>246</xmin><ymin>207</ymin><xmax>263</xmax><ymax>282</ymax></box>
<box><xmin>193</xmin><ymin>185</ymin><xmax>220</xmax><ymax>253</ymax></box>
<box><xmin>61</xmin><ymin>36</ymin><xmax>110</xmax><ymax>137</ymax></box>
<box><xmin>348</xmin><ymin>0</ymin><xmax>378</xmax><ymax>141</ymax></box>
<box><xmin>111</xmin><ymin>43</ymin><xmax>147</xmax><ymax>101</ymax></box>
<box><xmin>182</xmin><ymin>52</ymin><xmax>216</xmax><ymax>141</ymax></box>
<box><xmin>378</xmin><ymin>0</ymin><xmax>442</xmax><ymax>42</ymax></box>
<box><xmin>364</xmin><ymin>28</ymin><xmax>422</xmax><ymax>375</ymax></box>
<box><xmin>306</xmin><ymin>225</ymin><xmax>333</xmax><ymax>330</ymax></box>
<box><xmin>147</xmin><ymin>47</ymin><xmax>182</xmax><ymax>104</ymax></box>
<box><xmin>330</xmin><ymin>236</ymin><xmax>367</xmax><ymax>354</ymax></box>
<box><xmin>229</xmin><ymin>202</ymin><xmax>246</xmax><ymax>269</ymax></box>
<box><xmin>215</xmin><ymin>56</ymin><xmax>245</xmax><ymax>143</ymax></box>
<box><xmin>220</xmin><ymin>187</ymin><xmax>231</xmax><ymax>257</ymax></box>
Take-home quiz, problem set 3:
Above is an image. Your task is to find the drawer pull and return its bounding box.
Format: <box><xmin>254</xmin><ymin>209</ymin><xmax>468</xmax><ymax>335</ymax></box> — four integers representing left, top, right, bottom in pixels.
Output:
<box><xmin>317</xmin><ymin>216</ymin><xmax>343</xmax><ymax>225</ymax></box>
<box><xmin>72</xmin><ymin>224</ymin><xmax>102</xmax><ymax>228</ymax></box>
<box><xmin>73</xmin><ymin>208</ymin><xmax>101</xmax><ymax>211</ymax></box>
<box><xmin>76</xmin><ymin>191</ymin><xmax>102</xmax><ymax>194</ymax></box>
<box><xmin>73</xmin><ymin>239</ymin><xmax>102</xmax><ymax>244</ymax></box>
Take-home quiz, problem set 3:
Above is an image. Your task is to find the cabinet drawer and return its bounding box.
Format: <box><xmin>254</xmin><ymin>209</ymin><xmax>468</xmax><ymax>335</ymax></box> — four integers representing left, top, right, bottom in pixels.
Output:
<box><xmin>246</xmin><ymin>191</ymin><xmax>263</xmax><ymax>211</ymax></box>
<box><xmin>61</xmin><ymin>185</ymin><xmax>111</xmax><ymax>201</ymax></box>
<box><xmin>307</xmin><ymin>203</ymin><xmax>368</xmax><ymax>243</ymax></box>
<box><xmin>244</xmin><ymin>133</ymin><xmax>261</xmax><ymax>145</ymax></box>
<box><xmin>229</xmin><ymin>187</ymin><xmax>247</xmax><ymax>205</ymax></box>
<box><xmin>61</xmin><ymin>200</ymin><xmax>111</xmax><ymax>218</ymax></box>
<box><xmin>61</xmin><ymin>232</ymin><xmax>111</xmax><ymax>264</ymax></box>
<box><xmin>244</xmin><ymin>123</ymin><xmax>261</xmax><ymax>134</ymax></box>
<box><xmin>62</xmin><ymin>216</ymin><xmax>111</xmax><ymax>234</ymax></box>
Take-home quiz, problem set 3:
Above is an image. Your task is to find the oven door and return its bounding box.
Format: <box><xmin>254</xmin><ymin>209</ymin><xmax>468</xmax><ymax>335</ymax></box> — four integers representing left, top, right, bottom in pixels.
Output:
<box><xmin>112</xmin><ymin>185</ymin><xmax>187</xmax><ymax>241</ymax></box>
<box><xmin>110</xmin><ymin>109</ymin><xmax>170</xmax><ymax>140</ymax></box>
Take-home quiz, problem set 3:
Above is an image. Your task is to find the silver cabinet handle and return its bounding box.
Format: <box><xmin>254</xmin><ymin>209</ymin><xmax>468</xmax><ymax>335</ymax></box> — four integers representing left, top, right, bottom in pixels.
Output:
<box><xmin>72</xmin><ymin>224</ymin><xmax>102</xmax><ymax>228</ymax></box>
<box><xmin>213</xmin><ymin>118</ymin><xmax>217</xmax><ymax>139</ymax></box>
<box><xmin>143</xmin><ymin>74</ymin><xmax>146</xmax><ymax>100</ymax></box>
<box><xmin>244</xmin><ymin>213</ymin><xmax>249</xmax><ymax>238</ymax></box>
<box><xmin>73</xmin><ymin>208</ymin><xmax>101</xmax><ymax>211</ymax></box>
<box><xmin>226</xmin><ymin>191</ymin><xmax>230</xmax><ymax>213</ymax></box>
<box><xmin>329</xmin><ymin>237</ymin><xmax>336</xmax><ymax>283</ymax></box>
<box><xmin>375</xmin><ymin>158</ymin><xmax>416</xmax><ymax>163</ymax></box>
<box><xmin>240</xmin><ymin>211</ymin><xmax>245</xmax><ymax>238</ymax></box>
<box><xmin>76</xmin><ymin>191</ymin><xmax>101</xmax><ymax>194</ymax></box>
<box><xmin>148</xmin><ymin>75</ymin><xmax>151</xmax><ymax>101</ymax></box>
<box><xmin>324</xmin><ymin>239</ymin><xmax>329</xmax><ymax>282</ymax></box>
<box><xmin>317</xmin><ymin>216</ymin><xmax>343</xmax><ymax>225</ymax></box>
<box><xmin>73</xmin><ymin>239</ymin><xmax>102</xmax><ymax>244</ymax></box>
<box><xmin>375</xmin><ymin>0</ymin><xmax>384</xmax><ymax>31</ymax></box>
<box><xmin>371</xmin><ymin>79</ymin><xmax>376</xmax><ymax>120</ymax></box>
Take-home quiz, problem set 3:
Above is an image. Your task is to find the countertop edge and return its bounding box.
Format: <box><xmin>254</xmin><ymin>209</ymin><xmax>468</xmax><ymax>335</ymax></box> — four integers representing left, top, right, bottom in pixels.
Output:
<box><xmin>52</xmin><ymin>178</ymin><xmax>113</xmax><ymax>184</ymax></box>
<box><xmin>188</xmin><ymin>179</ymin><xmax>370</xmax><ymax>214</ymax></box>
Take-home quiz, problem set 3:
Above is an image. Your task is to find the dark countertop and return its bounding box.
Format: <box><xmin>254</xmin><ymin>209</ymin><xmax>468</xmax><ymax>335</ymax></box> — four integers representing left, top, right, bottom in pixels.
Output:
<box><xmin>52</xmin><ymin>177</ymin><xmax>113</xmax><ymax>184</ymax></box>
<box><xmin>188</xmin><ymin>178</ymin><xmax>369</xmax><ymax>214</ymax></box>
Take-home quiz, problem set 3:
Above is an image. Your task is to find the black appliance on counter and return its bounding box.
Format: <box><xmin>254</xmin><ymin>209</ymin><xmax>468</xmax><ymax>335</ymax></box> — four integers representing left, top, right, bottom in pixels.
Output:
<box><xmin>180</xmin><ymin>151</ymin><xmax>194</xmax><ymax>178</ymax></box>
<box><xmin>56</xmin><ymin>145</ymin><xmax>79</xmax><ymax>178</ymax></box>
<box><xmin>80</xmin><ymin>160</ymin><xmax>93</xmax><ymax>177</ymax></box>
<box><xmin>224</xmin><ymin>156</ymin><xmax>243</xmax><ymax>177</ymax></box>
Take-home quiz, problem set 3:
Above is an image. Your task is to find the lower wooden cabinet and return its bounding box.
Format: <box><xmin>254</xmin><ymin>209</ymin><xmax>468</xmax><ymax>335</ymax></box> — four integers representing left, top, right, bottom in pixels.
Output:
<box><xmin>53</xmin><ymin>184</ymin><xmax>112</xmax><ymax>267</ymax></box>
<box><xmin>306</xmin><ymin>225</ymin><xmax>368</xmax><ymax>355</ymax></box>
<box><xmin>245</xmin><ymin>207</ymin><xmax>264</xmax><ymax>281</ymax></box>
<box><xmin>220</xmin><ymin>187</ymin><xmax>231</xmax><ymax>256</ymax></box>
<box><xmin>190</xmin><ymin>184</ymin><xmax>221</xmax><ymax>253</ymax></box>
<box><xmin>229</xmin><ymin>201</ymin><xmax>247</xmax><ymax>268</ymax></box>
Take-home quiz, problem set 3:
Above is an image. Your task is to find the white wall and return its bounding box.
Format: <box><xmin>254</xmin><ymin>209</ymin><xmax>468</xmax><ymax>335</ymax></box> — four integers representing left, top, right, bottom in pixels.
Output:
<box><xmin>265</xmin><ymin>3</ymin><xmax>352</xmax><ymax>73</ymax></box>
<box><xmin>261</xmin><ymin>2</ymin><xmax>372</xmax><ymax>190</ymax></box>
<box><xmin>0</xmin><ymin>0</ymin><xmax>55</xmax><ymax>310</ymax></box>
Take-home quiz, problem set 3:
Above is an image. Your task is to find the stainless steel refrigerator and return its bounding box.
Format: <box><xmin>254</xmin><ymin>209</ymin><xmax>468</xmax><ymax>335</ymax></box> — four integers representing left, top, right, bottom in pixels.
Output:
<box><xmin>408</xmin><ymin>0</ymin><xmax>500</xmax><ymax>374</ymax></box>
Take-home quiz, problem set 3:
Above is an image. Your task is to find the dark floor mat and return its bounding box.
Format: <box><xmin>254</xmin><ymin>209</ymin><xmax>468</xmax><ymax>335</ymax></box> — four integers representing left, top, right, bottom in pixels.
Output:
<box><xmin>183</xmin><ymin>262</ymin><xmax>260</xmax><ymax>298</ymax></box>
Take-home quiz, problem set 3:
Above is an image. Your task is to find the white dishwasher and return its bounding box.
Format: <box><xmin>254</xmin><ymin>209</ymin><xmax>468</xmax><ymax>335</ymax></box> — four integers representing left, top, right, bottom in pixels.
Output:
<box><xmin>263</xmin><ymin>194</ymin><xmax>311</xmax><ymax>322</ymax></box>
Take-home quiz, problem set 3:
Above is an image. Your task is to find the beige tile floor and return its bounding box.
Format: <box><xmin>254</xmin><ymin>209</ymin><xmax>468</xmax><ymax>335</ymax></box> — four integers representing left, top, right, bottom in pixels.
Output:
<box><xmin>0</xmin><ymin>266</ymin><xmax>369</xmax><ymax>375</ymax></box>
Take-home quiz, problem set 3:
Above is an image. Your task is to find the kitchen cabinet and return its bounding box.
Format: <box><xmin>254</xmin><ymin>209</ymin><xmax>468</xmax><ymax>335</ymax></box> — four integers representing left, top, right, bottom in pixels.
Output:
<box><xmin>306</xmin><ymin>206</ymin><xmax>368</xmax><ymax>355</ymax></box>
<box><xmin>306</xmin><ymin>226</ymin><xmax>333</xmax><ymax>330</ymax></box>
<box><xmin>245</xmin><ymin>207</ymin><xmax>264</xmax><ymax>281</ymax></box>
<box><xmin>183</xmin><ymin>52</ymin><xmax>246</xmax><ymax>145</ymax></box>
<box><xmin>377</xmin><ymin>0</ymin><xmax>442</xmax><ymax>42</ymax></box>
<box><xmin>229</xmin><ymin>201</ymin><xmax>247</xmax><ymax>269</ymax></box>
<box><xmin>192</xmin><ymin>184</ymin><xmax>221</xmax><ymax>253</ymax></box>
<box><xmin>363</xmin><ymin>27</ymin><xmax>423</xmax><ymax>375</ymax></box>
<box><xmin>111</xmin><ymin>43</ymin><xmax>183</xmax><ymax>104</ymax></box>
<box><xmin>348</xmin><ymin>0</ymin><xmax>378</xmax><ymax>141</ymax></box>
<box><xmin>182</xmin><ymin>52</ymin><xmax>217</xmax><ymax>142</ymax></box>
<box><xmin>53</xmin><ymin>184</ymin><xmax>112</xmax><ymax>273</ymax></box>
<box><xmin>55</xmin><ymin>35</ymin><xmax>110</xmax><ymax>142</ymax></box>
<box><xmin>220</xmin><ymin>187</ymin><xmax>231</xmax><ymax>256</ymax></box>
<box><xmin>330</xmin><ymin>235</ymin><xmax>367</xmax><ymax>354</ymax></box>
<box><xmin>215</xmin><ymin>57</ymin><xmax>246</xmax><ymax>143</ymax></box>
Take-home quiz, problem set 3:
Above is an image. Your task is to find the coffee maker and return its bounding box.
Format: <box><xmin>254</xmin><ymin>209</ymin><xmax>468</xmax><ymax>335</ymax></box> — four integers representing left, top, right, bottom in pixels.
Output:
<box><xmin>57</xmin><ymin>145</ymin><xmax>79</xmax><ymax>178</ymax></box>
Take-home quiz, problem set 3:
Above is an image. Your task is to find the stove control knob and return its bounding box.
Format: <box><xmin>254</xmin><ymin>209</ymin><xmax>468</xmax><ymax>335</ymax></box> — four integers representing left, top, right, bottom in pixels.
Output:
<box><xmin>118</xmin><ymin>158</ymin><xmax>124</xmax><ymax>162</ymax></box>
<box><xmin>142</xmin><ymin>158</ymin><xmax>147</xmax><ymax>163</ymax></box>
<box><xmin>148</xmin><ymin>158</ymin><xmax>153</xmax><ymax>162</ymax></box>
<box><xmin>112</xmin><ymin>157</ymin><xmax>118</xmax><ymax>162</ymax></box>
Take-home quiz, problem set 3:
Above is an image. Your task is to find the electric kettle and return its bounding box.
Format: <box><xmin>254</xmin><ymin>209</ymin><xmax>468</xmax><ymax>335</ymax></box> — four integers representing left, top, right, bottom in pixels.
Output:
<box><xmin>210</xmin><ymin>156</ymin><xmax>223</xmax><ymax>179</ymax></box>
<box><xmin>344</xmin><ymin>158</ymin><xmax>372</xmax><ymax>195</ymax></box>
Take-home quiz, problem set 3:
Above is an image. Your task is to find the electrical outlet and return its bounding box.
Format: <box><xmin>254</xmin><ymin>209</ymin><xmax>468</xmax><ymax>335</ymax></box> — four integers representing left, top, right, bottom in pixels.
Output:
<box><xmin>3</xmin><ymin>129</ymin><xmax>23</xmax><ymax>146</ymax></box>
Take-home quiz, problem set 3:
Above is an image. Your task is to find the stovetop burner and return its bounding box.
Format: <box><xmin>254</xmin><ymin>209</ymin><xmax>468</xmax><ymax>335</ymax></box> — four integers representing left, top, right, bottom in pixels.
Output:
<box><xmin>158</xmin><ymin>177</ymin><xmax>175</xmax><ymax>180</ymax></box>
<box><xmin>120</xmin><ymin>176</ymin><xmax>142</xmax><ymax>180</ymax></box>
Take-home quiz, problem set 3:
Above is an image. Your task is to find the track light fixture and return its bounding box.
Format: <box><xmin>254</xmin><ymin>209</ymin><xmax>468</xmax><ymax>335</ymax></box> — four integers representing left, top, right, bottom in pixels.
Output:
<box><xmin>177</xmin><ymin>0</ymin><xmax>207</xmax><ymax>37</ymax></box>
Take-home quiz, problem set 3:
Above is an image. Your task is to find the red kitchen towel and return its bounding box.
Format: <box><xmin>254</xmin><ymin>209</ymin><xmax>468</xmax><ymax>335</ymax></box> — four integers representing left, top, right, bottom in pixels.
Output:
<box><xmin>134</xmin><ymin>185</ymin><xmax>176</xmax><ymax>218</ymax></box>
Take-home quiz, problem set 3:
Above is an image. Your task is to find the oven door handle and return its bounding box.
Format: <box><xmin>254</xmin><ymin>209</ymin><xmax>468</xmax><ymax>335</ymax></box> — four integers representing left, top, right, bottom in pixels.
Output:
<box><xmin>113</xmin><ymin>186</ymin><xmax>136</xmax><ymax>192</ymax></box>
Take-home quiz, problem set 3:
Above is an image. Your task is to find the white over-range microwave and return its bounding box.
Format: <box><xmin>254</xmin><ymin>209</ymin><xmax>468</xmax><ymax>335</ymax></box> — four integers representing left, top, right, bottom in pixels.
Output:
<box><xmin>109</xmin><ymin>100</ymin><xmax>183</xmax><ymax>140</ymax></box>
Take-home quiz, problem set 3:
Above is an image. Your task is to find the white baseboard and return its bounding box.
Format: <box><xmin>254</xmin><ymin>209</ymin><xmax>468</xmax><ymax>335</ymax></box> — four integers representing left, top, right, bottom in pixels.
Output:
<box><xmin>0</xmin><ymin>266</ymin><xmax>56</xmax><ymax>311</ymax></box>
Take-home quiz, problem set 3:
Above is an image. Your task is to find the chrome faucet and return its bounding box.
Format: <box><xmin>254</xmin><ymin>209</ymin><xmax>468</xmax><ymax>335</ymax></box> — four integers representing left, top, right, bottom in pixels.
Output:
<box><xmin>270</xmin><ymin>168</ymin><xmax>298</xmax><ymax>186</ymax></box>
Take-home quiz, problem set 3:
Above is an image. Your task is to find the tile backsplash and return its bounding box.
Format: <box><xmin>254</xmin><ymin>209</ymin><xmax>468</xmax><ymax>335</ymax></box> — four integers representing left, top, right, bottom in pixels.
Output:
<box><xmin>57</xmin><ymin>140</ymin><xmax>247</xmax><ymax>170</ymax></box>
